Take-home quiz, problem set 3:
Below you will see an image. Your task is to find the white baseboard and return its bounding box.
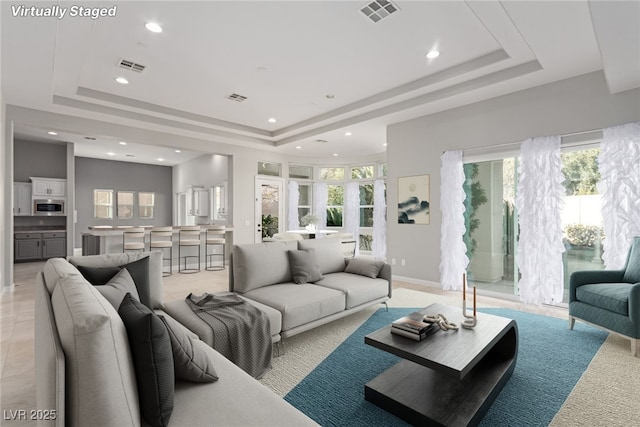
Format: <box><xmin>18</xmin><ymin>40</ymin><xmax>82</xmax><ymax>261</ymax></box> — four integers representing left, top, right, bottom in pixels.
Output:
<box><xmin>392</xmin><ymin>275</ymin><xmax>442</xmax><ymax>289</ymax></box>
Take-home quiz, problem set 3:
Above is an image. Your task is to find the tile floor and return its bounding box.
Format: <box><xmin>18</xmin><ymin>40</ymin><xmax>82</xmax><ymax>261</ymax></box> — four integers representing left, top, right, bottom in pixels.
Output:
<box><xmin>0</xmin><ymin>260</ymin><xmax>568</xmax><ymax>425</ymax></box>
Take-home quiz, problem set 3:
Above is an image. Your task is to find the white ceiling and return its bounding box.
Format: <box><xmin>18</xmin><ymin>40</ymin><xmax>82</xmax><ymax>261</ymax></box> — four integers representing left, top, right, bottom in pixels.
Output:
<box><xmin>2</xmin><ymin>1</ymin><xmax>639</xmax><ymax>164</ymax></box>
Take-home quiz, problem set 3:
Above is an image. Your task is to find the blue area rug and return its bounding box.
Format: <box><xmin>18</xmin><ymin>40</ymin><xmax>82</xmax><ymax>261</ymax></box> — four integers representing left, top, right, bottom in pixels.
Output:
<box><xmin>285</xmin><ymin>307</ymin><xmax>608</xmax><ymax>426</ymax></box>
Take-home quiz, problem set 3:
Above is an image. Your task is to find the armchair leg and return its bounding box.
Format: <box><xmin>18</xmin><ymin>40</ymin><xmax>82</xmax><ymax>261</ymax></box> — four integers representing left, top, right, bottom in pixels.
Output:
<box><xmin>569</xmin><ymin>316</ymin><xmax>575</xmax><ymax>330</ymax></box>
<box><xmin>632</xmin><ymin>339</ymin><xmax>638</xmax><ymax>357</ymax></box>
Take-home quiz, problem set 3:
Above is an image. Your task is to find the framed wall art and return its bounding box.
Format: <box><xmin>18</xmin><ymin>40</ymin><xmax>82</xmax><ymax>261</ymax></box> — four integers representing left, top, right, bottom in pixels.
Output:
<box><xmin>398</xmin><ymin>174</ymin><xmax>430</xmax><ymax>224</ymax></box>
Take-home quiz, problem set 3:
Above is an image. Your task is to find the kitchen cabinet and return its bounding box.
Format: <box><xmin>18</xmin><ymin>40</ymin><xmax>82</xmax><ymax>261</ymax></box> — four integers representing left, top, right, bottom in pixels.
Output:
<box><xmin>186</xmin><ymin>186</ymin><xmax>208</xmax><ymax>216</ymax></box>
<box><xmin>13</xmin><ymin>182</ymin><xmax>32</xmax><ymax>216</ymax></box>
<box><xmin>14</xmin><ymin>232</ymin><xmax>67</xmax><ymax>261</ymax></box>
<box><xmin>15</xmin><ymin>233</ymin><xmax>42</xmax><ymax>261</ymax></box>
<box><xmin>31</xmin><ymin>177</ymin><xmax>66</xmax><ymax>197</ymax></box>
<box><xmin>42</xmin><ymin>232</ymin><xmax>66</xmax><ymax>258</ymax></box>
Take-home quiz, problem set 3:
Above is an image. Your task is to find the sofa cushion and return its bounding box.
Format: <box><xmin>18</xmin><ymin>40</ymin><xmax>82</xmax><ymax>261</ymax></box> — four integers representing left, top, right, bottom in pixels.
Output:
<box><xmin>576</xmin><ymin>283</ymin><xmax>631</xmax><ymax>316</ymax></box>
<box><xmin>345</xmin><ymin>257</ymin><xmax>384</xmax><ymax>279</ymax></box>
<box><xmin>159</xmin><ymin>314</ymin><xmax>218</xmax><ymax>383</ymax></box>
<box><xmin>622</xmin><ymin>237</ymin><xmax>640</xmax><ymax>283</ymax></box>
<box><xmin>315</xmin><ymin>272</ymin><xmax>390</xmax><ymax>309</ymax></box>
<box><xmin>243</xmin><ymin>284</ymin><xmax>345</xmax><ymax>331</ymax></box>
<box><xmin>170</xmin><ymin>340</ymin><xmax>317</xmax><ymax>427</ymax></box>
<box><xmin>288</xmin><ymin>249</ymin><xmax>323</xmax><ymax>284</ymax></box>
<box><xmin>96</xmin><ymin>268</ymin><xmax>140</xmax><ymax>308</ymax></box>
<box><xmin>119</xmin><ymin>294</ymin><xmax>174</xmax><ymax>427</ymax></box>
<box><xmin>298</xmin><ymin>238</ymin><xmax>345</xmax><ymax>274</ymax></box>
<box><xmin>69</xmin><ymin>251</ymin><xmax>163</xmax><ymax>308</ymax></box>
<box><xmin>233</xmin><ymin>241</ymin><xmax>298</xmax><ymax>293</ymax></box>
<box><xmin>76</xmin><ymin>256</ymin><xmax>151</xmax><ymax>309</ymax></box>
<box><xmin>51</xmin><ymin>274</ymin><xmax>139</xmax><ymax>427</ymax></box>
<box><xmin>43</xmin><ymin>257</ymin><xmax>81</xmax><ymax>294</ymax></box>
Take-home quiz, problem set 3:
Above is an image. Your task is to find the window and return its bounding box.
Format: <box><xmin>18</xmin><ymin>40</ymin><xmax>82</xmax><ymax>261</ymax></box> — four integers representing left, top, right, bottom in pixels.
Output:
<box><xmin>327</xmin><ymin>185</ymin><xmax>344</xmax><ymax>227</ymax></box>
<box><xmin>258</xmin><ymin>161</ymin><xmax>281</xmax><ymax>176</ymax></box>
<box><xmin>298</xmin><ymin>184</ymin><xmax>312</xmax><ymax>223</ymax></box>
<box><xmin>94</xmin><ymin>189</ymin><xmax>113</xmax><ymax>219</ymax></box>
<box><xmin>138</xmin><ymin>192</ymin><xmax>155</xmax><ymax>219</ymax></box>
<box><xmin>380</xmin><ymin>163</ymin><xmax>387</xmax><ymax>177</ymax></box>
<box><xmin>351</xmin><ymin>165</ymin><xmax>374</xmax><ymax>180</ymax></box>
<box><xmin>290</xmin><ymin>164</ymin><xmax>313</xmax><ymax>180</ymax></box>
<box><xmin>117</xmin><ymin>191</ymin><xmax>134</xmax><ymax>219</ymax></box>
<box><xmin>359</xmin><ymin>183</ymin><xmax>375</xmax><ymax>253</ymax></box>
<box><xmin>319</xmin><ymin>167</ymin><xmax>344</xmax><ymax>180</ymax></box>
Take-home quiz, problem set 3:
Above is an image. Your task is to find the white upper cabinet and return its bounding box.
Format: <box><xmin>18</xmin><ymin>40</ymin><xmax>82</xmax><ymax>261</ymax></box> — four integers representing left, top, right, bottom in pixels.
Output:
<box><xmin>13</xmin><ymin>182</ymin><xmax>32</xmax><ymax>216</ymax></box>
<box><xmin>31</xmin><ymin>177</ymin><xmax>66</xmax><ymax>197</ymax></box>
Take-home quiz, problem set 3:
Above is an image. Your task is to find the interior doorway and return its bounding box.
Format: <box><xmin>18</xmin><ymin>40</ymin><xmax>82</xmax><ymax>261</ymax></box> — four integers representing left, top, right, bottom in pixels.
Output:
<box><xmin>255</xmin><ymin>177</ymin><xmax>284</xmax><ymax>243</ymax></box>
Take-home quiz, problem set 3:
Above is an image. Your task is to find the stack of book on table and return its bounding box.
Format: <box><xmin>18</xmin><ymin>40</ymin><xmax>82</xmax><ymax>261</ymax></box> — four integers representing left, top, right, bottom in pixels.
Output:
<box><xmin>391</xmin><ymin>312</ymin><xmax>439</xmax><ymax>341</ymax></box>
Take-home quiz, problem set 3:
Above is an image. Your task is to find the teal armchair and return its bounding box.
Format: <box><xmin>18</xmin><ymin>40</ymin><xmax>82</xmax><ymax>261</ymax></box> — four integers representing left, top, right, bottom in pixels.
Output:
<box><xmin>569</xmin><ymin>236</ymin><xmax>640</xmax><ymax>356</ymax></box>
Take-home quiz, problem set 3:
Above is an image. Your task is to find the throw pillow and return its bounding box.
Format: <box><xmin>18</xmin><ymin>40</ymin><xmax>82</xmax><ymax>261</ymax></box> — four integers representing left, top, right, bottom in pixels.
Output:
<box><xmin>118</xmin><ymin>294</ymin><xmax>174</xmax><ymax>427</ymax></box>
<box><xmin>345</xmin><ymin>257</ymin><xmax>385</xmax><ymax>279</ymax></box>
<box><xmin>288</xmin><ymin>249</ymin><xmax>323</xmax><ymax>284</ymax></box>
<box><xmin>77</xmin><ymin>256</ymin><xmax>152</xmax><ymax>308</ymax></box>
<box><xmin>96</xmin><ymin>268</ymin><xmax>140</xmax><ymax>308</ymax></box>
<box><xmin>159</xmin><ymin>315</ymin><xmax>219</xmax><ymax>383</ymax></box>
<box><xmin>622</xmin><ymin>237</ymin><xmax>640</xmax><ymax>283</ymax></box>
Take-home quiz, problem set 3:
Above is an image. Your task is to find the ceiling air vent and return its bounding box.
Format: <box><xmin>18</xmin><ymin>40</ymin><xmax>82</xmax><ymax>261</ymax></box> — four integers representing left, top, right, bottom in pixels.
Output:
<box><xmin>360</xmin><ymin>0</ymin><xmax>399</xmax><ymax>23</ymax></box>
<box><xmin>84</xmin><ymin>136</ymin><xmax>96</xmax><ymax>140</ymax></box>
<box><xmin>118</xmin><ymin>58</ymin><xmax>146</xmax><ymax>73</ymax></box>
<box><xmin>225</xmin><ymin>93</ymin><xmax>248</xmax><ymax>102</ymax></box>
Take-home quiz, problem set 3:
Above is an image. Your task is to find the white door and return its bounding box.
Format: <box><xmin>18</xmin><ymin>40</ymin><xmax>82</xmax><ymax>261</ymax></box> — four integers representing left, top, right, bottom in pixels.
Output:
<box><xmin>255</xmin><ymin>177</ymin><xmax>284</xmax><ymax>243</ymax></box>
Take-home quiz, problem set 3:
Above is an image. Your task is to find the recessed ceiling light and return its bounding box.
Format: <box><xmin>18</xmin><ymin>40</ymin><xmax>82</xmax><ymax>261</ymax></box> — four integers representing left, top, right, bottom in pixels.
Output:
<box><xmin>119</xmin><ymin>141</ymin><xmax>127</xmax><ymax>145</ymax></box>
<box><xmin>174</xmin><ymin>149</ymin><xmax>181</xmax><ymax>153</ymax></box>
<box><xmin>333</xmin><ymin>153</ymin><xmax>339</xmax><ymax>157</ymax></box>
<box><xmin>47</xmin><ymin>131</ymin><xmax>58</xmax><ymax>136</ymax></box>
<box><xmin>107</xmin><ymin>152</ymin><xmax>115</xmax><ymax>156</ymax></box>
<box><xmin>295</xmin><ymin>146</ymin><xmax>302</xmax><ymax>150</ymax></box>
<box><xmin>345</xmin><ymin>132</ymin><xmax>352</xmax><ymax>136</ymax></box>
<box><xmin>145</xmin><ymin>22</ymin><xmax>162</xmax><ymax>33</ymax></box>
<box><xmin>268</xmin><ymin>118</ymin><xmax>276</xmax><ymax>123</ymax></box>
<box><xmin>426</xmin><ymin>50</ymin><xmax>440</xmax><ymax>59</ymax></box>
<box><xmin>157</xmin><ymin>158</ymin><xmax>165</xmax><ymax>162</ymax></box>
<box><xmin>115</xmin><ymin>77</ymin><xmax>129</xmax><ymax>85</ymax></box>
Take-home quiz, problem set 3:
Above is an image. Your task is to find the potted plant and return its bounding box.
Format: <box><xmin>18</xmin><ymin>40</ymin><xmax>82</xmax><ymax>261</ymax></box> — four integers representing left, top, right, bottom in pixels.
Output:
<box><xmin>300</xmin><ymin>214</ymin><xmax>319</xmax><ymax>232</ymax></box>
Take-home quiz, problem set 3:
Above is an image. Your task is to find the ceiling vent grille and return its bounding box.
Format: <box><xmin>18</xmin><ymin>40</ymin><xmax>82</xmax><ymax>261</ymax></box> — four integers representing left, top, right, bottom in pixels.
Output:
<box><xmin>226</xmin><ymin>93</ymin><xmax>248</xmax><ymax>102</ymax></box>
<box><xmin>118</xmin><ymin>59</ymin><xmax>146</xmax><ymax>73</ymax></box>
<box><xmin>360</xmin><ymin>0</ymin><xmax>399</xmax><ymax>23</ymax></box>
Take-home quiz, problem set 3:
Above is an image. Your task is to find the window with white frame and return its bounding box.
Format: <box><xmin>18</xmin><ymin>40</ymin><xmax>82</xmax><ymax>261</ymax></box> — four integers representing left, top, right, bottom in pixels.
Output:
<box><xmin>319</xmin><ymin>167</ymin><xmax>345</xmax><ymax>181</ymax></box>
<box><xmin>94</xmin><ymin>189</ymin><xmax>114</xmax><ymax>219</ymax></box>
<box><xmin>327</xmin><ymin>184</ymin><xmax>344</xmax><ymax>227</ymax></box>
<box><xmin>138</xmin><ymin>192</ymin><xmax>155</xmax><ymax>219</ymax></box>
<box><xmin>258</xmin><ymin>161</ymin><xmax>281</xmax><ymax>176</ymax></box>
<box><xmin>117</xmin><ymin>191</ymin><xmax>134</xmax><ymax>219</ymax></box>
<box><xmin>351</xmin><ymin>165</ymin><xmax>374</xmax><ymax>180</ymax></box>
<box><xmin>290</xmin><ymin>164</ymin><xmax>313</xmax><ymax>180</ymax></box>
<box><xmin>298</xmin><ymin>184</ymin><xmax>312</xmax><ymax>223</ymax></box>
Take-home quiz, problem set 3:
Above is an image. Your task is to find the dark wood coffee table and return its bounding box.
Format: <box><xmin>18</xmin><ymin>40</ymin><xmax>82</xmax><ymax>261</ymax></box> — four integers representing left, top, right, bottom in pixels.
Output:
<box><xmin>364</xmin><ymin>303</ymin><xmax>518</xmax><ymax>427</ymax></box>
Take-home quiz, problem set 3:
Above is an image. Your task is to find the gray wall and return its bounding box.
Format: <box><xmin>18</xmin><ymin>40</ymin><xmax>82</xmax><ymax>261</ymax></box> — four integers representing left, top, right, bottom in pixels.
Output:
<box><xmin>387</xmin><ymin>71</ymin><xmax>640</xmax><ymax>284</ymax></box>
<box><xmin>1</xmin><ymin>93</ymin><xmax>9</xmax><ymax>290</ymax></box>
<box><xmin>13</xmin><ymin>139</ymin><xmax>67</xmax><ymax>181</ymax></box>
<box><xmin>74</xmin><ymin>157</ymin><xmax>173</xmax><ymax>248</ymax></box>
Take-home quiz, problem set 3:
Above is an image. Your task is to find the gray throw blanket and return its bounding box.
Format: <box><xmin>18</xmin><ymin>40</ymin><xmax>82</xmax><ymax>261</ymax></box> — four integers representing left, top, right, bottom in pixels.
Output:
<box><xmin>185</xmin><ymin>293</ymin><xmax>272</xmax><ymax>379</ymax></box>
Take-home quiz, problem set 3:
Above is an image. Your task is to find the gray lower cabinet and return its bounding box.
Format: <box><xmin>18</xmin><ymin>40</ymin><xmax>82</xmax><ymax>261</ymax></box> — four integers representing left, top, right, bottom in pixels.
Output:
<box><xmin>15</xmin><ymin>233</ymin><xmax>42</xmax><ymax>261</ymax></box>
<box><xmin>15</xmin><ymin>232</ymin><xmax>66</xmax><ymax>261</ymax></box>
<box><xmin>42</xmin><ymin>233</ymin><xmax>66</xmax><ymax>258</ymax></box>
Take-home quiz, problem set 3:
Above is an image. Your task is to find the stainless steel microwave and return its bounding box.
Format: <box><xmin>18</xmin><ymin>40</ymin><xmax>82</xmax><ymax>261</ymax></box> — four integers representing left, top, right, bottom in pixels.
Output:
<box><xmin>33</xmin><ymin>199</ymin><xmax>65</xmax><ymax>216</ymax></box>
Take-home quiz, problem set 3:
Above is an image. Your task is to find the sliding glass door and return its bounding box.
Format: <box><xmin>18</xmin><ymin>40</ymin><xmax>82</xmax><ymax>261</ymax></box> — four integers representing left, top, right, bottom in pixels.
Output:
<box><xmin>463</xmin><ymin>147</ymin><xmax>603</xmax><ymax>303</ymax></box>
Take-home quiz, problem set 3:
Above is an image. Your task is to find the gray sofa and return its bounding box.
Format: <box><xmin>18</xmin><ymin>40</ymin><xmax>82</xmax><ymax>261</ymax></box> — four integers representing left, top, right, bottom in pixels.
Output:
<box><xmin>35</xmin><ymin>251</ymin><xmax>316</xmax><ymax>427</ymax></box>
<box><xmin>164</xmin><ymin>238</ymin><xmax>392</xmax><ymax>344</ymax></box>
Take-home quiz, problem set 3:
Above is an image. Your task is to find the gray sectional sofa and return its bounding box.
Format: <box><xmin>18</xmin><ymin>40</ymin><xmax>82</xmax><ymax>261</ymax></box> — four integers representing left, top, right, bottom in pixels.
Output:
<box><xmin>35</xmin><ymin>251</ymin><xmax>316</xmax><ymax>427</ymax></box>
<box><xmin>164</xmin><ymin>238</ymin><xmax>392</xmax><ymax>344</ymax></box>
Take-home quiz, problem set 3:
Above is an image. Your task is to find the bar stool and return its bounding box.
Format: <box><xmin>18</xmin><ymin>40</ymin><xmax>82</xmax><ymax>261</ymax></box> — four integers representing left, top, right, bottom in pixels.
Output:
<box><xmin>178</xmin><ymin>226</ymin><xmax>201</xmax><ymax>274</ymax></box>
<box><xmin>122</xmin><ymin>227</ymin><xmax>145</xmax><ymax>253</ymax></box>
<box><xmin>150</xmin><ymin>226</ymin><xmax>173</xmax><ymax>277</ymax></box>
<box><xmin>205</xmin><ymin>225</ymin><xmax>226</xmax><ymax>271</ymax></box>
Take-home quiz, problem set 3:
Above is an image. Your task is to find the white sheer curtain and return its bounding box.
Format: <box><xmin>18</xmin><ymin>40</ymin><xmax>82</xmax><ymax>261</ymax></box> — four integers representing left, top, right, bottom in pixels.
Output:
<box><xmin>288</xmin><ymin>180</ymin><xmax>300</xmax><ymax>231</ymax></box>
<box><xmin>439</xmin><ymin>151</ymin><xmax>469</xmax><ymax>291</ymax></box>
<box><xmin>598</xmin><ymin>121</ymin><xmax>640</xmax><ymax>269</ymax></box>
<box><xmin>344</xmin><ymin>182</ymin><xmax>359</xmax><ymax>253</ymax></box>
<box><xmin>516</xmin><ymin>136</ymin><xmax>565</xmax><ymax>305</ymax></box>
<box><xmin>313</xmin><ymin>182</ymin><xmax>328</xmax><ymax>232</ymax></box>
<box><xmin>372</xmin><ymin>179</ymin><xmax>387</xmax><ymax>260</ymax></box>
